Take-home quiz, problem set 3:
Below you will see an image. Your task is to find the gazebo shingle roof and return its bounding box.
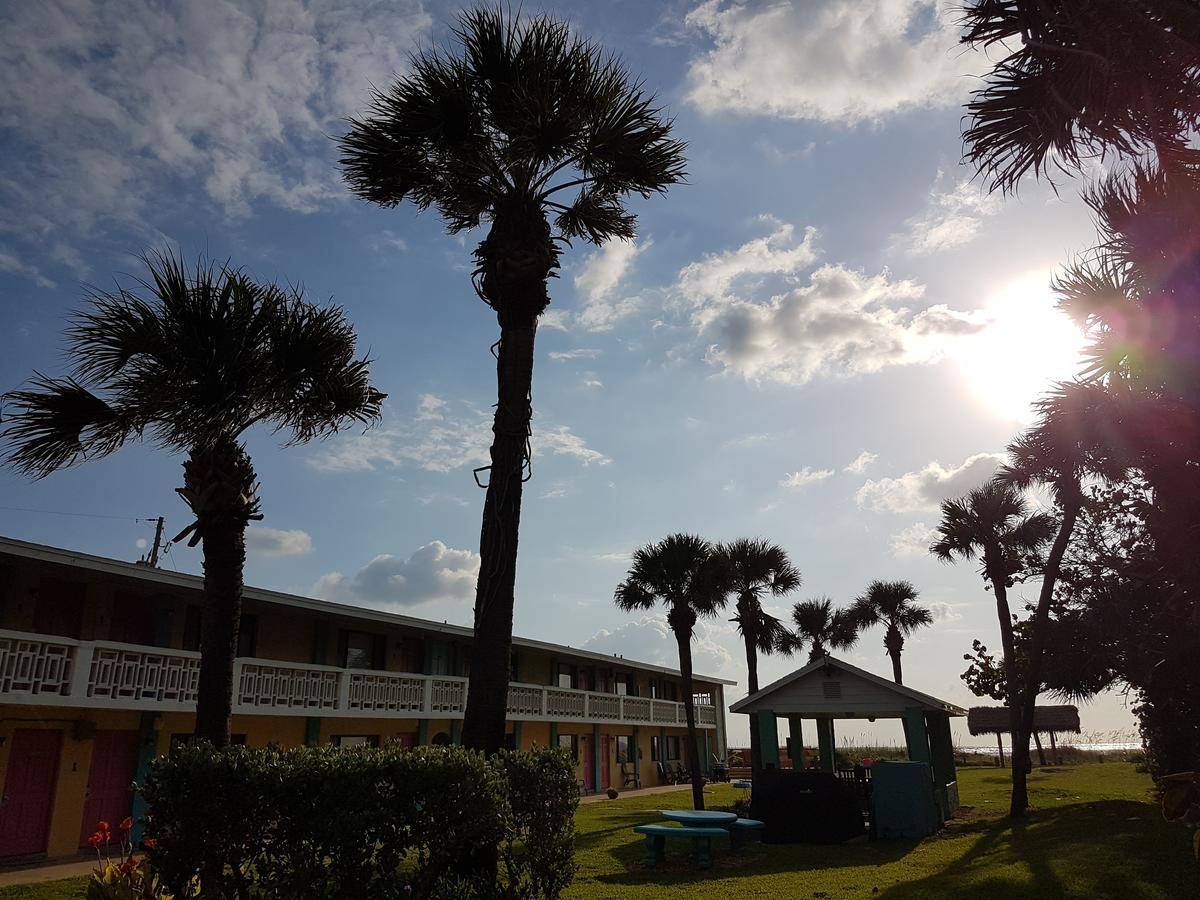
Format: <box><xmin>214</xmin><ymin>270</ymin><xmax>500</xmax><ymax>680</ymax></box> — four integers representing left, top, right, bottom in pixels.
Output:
<box><xmin>967</xmin><ymin>705</ymin><xmax>1081</xmax><ymax>736</ymax></box>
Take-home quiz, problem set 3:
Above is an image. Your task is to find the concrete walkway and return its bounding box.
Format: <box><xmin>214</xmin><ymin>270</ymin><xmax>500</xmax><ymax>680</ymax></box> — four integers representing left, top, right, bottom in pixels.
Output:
<box><xmin>579</xmin><ymin>782</ymin><xmax>730</xmax><ymax>804</ymax></box>
<box><xmin>0</xmin><ymin>855</ymin><xmax>105</xmax><ymax>887</ymax></box>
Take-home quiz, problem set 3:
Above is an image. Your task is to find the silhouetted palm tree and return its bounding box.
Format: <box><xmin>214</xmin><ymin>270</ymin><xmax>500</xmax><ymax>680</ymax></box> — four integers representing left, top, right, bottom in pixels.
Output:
<box><xmin>339</xmin><ymin>8</ymin><xmax>687</xmax><ymax>753</ymax></box>
<box><xmin>1</xmin><ymin>252</ymin><xmax>384</xmax><ymax>746</ymax></box>
<box><xmin>721</xmin><ymin>538</ymin><xmax>800</xmax><ymax>776</ymax></box>
<box><xmin>930</xmin><ymin>481</ymin><xmax>1055</xmax><ymax>817</ymax></box>
<box><xmin>615</xmin><ymin>534</ymin><xmax>727</xmax><ymax>810</ymax></box>
<box><xmin>788</xmin><ymin>597</ymin><xmax>863</xmax><ymax>663</ymax></box>
<box><xmin>852</xmin><ymin>580</ymin><xmax>932</xmax><ymax>686</ymax></box>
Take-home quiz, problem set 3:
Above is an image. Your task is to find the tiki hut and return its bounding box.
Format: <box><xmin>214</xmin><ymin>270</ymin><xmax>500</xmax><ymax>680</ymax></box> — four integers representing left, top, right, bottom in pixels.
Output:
<box><xmin>967</xmin><ymin>706</ymin><xmax>1081</xmax><ymax>766</ymax></box>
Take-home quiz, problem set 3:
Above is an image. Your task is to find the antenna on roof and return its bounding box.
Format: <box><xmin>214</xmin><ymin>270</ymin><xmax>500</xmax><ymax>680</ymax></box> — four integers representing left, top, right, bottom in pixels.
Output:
<box><xmin>136</xmin><ymin>517</ymin><xmax>166</xmax><ymax>567</ymax></box>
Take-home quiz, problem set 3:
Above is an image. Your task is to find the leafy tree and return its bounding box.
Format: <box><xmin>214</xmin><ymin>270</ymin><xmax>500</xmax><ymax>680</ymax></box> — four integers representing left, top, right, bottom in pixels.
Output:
<box><xmin>930</xmin><ymin>481</ymin><xmax>1055</xmax><ymax>816</ymax></box>
<box><xmin>338</xmin><ymin>7</ymin><xmax>687</xmax><ymax>753</ymax></box>
<box><xmin>721</xmin><ymin>538</ymin><xmax>800</xmax><ymax>775</ymax></box>
<box><xmin>1</xmin><ymin>252</ymin><xmax>383</xmax><ymax>746</ymax></box>
<box><xmin>852</xmin><ymin>580</ymin><xmax>932</xmax><ymax>685</ymax></box>
<box><xmin>614</xmin><ymin>534</ymin><xmax>727</xmax><ymax>809</ymax></box>
<box><xmin>788</xmin><ymin>597</ymin><xmax>864</xmax><ymax>663</ymax></box>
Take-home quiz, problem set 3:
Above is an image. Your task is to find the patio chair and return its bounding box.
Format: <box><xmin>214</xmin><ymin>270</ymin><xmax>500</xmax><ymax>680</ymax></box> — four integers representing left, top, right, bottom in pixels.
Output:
<box><xmin>621</xmin><ymin>762</ymin><xmax>641</xmax><ymax>789</ymax></box>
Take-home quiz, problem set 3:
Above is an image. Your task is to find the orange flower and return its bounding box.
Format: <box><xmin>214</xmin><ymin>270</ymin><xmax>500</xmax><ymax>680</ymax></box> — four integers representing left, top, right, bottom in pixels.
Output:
<box><xmin>119</xmin><ymin>856</ymin><xmax>138</xmax><ymax>875</ymax></box>
<box><xmin>97</xmin><ymin>820</ymin><xmax>110</xmax><ymax>833</ymax></box>
<box><xmin>143</xmin><ymin>837</ymin><xmax>157</xmax><ymax>850</ymax></box>
<box><xmin>120</xmin><ymin>817</ymin><xmax>133</xmax><ymax>832</ymax></box>
<box><xmin>87</xmin><ymin>832</ymin><xmax>103</xmax><ymax>848</ymax></box>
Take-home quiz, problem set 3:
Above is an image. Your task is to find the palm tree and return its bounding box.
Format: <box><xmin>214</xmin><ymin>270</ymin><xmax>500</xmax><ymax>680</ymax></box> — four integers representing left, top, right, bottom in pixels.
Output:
<box><xmin>0</xmin><ymin>252</ymin><xmax>384</xmax><ymax>747</ymax></box>
<box><xmin>615</xmin><ymin>534</ymin><xmax>727</xmax><ymax>810</ymax></box>
<box><xmin>852</xmin><ymin>580</ymin><xmax>932</xmax><ymax>686</ymax></box>
<box><xmin>930</xmin><ymin>481</ymin><xmax>1056</xmax><ymax>817</ymax></box>
<box><xmin>721</xmin><ymin>538</ymin><xmax>800</xmax><ymax>776</ymax></box>
<box><xmin>338</xmin><ymin>8</ymin><xmax>687</xmax><ymax>754</ymax></box>
<box><xmin>788</xmin><ymin>597</ymin><xmax>864</xmax><ymax>663</ymax></box>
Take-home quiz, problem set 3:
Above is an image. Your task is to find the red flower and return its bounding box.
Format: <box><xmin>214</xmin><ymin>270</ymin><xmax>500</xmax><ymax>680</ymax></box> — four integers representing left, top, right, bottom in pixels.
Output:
<box><xmin>97</xmin><ymin>820</ymin><xmax>110</xmax><ymax>833</ymax></box>
<box><xmin>87</xmin><ymin>832</ymin><xmax>103</xmax><ymax>848</ymax></box>
<box><xmin>143</xmin><ymin>837</ymin><xmax>157</xmax><ymax>850</ymax></box>
<box><xmin>119</xmin><ymin>856</ymin><xmax>138</xmax><ymax>875</ymax></box>
<box><xmin>120</xmin><ymin>817</ymin><xmax>133</xmax><ymax>832</ymax></box>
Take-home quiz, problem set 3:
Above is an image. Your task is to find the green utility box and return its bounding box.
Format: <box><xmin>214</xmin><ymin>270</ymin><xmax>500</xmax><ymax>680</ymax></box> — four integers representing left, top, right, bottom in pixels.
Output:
<box><xmin>871</xmin><ymin>760</ymin><xmax>940</xmax><ymax>839</ymax></box>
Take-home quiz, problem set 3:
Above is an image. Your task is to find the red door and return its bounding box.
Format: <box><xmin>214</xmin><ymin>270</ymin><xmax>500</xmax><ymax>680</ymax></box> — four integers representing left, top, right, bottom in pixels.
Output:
<box><xmin>79</xmin><ymin>731</ymin><xmax>139</xmax><ymax>846</ymax></box>
<box><xmin>600</xmin><ymin>736</ymin><xmax>611</xmax><ymax>790</ymax></box>
<box><xmin>0</xmin><ymin>729</ymin><xmax>63</xmax><ymax>858</ymax></box>
<box><xmin>580</xmin><ymin>735</ymin><xmax>594</xmax><ymax>792</ymax></box>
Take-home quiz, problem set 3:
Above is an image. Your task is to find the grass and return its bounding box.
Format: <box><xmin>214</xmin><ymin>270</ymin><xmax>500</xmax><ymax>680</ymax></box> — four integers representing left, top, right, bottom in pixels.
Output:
<box><xmin>3</xmin><ymin>764</ymin><xmax>1194</xmax><ymax>899</ymax></box>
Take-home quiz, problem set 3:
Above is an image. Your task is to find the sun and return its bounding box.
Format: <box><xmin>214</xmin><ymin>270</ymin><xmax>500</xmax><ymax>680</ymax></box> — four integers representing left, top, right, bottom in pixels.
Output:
<box><xmin>955</xmin><ymin>271</ymin><xmax>1089</xmax><ymax>423</ymax></box>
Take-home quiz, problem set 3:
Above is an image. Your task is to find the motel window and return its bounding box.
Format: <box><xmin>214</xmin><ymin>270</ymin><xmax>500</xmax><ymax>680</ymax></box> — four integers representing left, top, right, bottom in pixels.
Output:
<box><xmin>333</xmin><ymin>735</ymin><xmax>379</xmax><ymax>748</ymax></box>
<box><xmin>558</xmin><ymin>733</ymin><xmax>578</xmax><ymax>761</ymax></box>
<box><xmin>556</xmin><ymin>663</ymin><xmax>575</xmax><ymax>690</ymax></box>
<box><xmin>650</xmin><ymin>736</ymin><xmax>661</xmax><ymax>762</ymax></box>
<box><xmin>396</xmin><ymin>636</ymin><xmax>423</xmax><ymax>674</ymax></box>
<box><xmin>666</xmin><ymin>736</ymin><xmax>681</xmax><ymax>760</ymax></box>
<box><xmin>693</xmin><ymin>691</ymin><xmax>712</xmax><ymax>706</ymax></box>
<box><xmin>340</xmin><ymin>629</ymin><xmax>385</xmax><ymax>670</ymax></box>
<box><xmin>615</xmin><ymin>673</ymin><xmax>628</xmax><ymax>696</ymax></box>
<box><xmin>616</xmin><ymin>735</ymin><xmax>631</xmax><ymax>764</ymax></box>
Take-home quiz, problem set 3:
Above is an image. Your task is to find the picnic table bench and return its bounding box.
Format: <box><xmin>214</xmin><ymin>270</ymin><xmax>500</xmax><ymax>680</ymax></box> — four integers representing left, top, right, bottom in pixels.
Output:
<box><xmin>634</xmin><ymin>823</ymin><xmax>729</xmax><ymax>869</ymax></box>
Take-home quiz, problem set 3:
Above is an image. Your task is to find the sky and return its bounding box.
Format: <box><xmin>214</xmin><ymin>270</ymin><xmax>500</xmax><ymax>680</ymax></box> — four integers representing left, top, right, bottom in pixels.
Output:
<box><xmin>0</xmin><ymin>0</ymin><xmax>1137</xmax><ymax>747</ymax></box>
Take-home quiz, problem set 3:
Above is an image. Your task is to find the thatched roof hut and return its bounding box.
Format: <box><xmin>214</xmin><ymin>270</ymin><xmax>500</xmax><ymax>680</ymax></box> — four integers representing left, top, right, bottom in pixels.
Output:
<box><xmin>967</xmin><ymin>705</ymin><xmax>1081</xmax><ymax>736</ymax></box>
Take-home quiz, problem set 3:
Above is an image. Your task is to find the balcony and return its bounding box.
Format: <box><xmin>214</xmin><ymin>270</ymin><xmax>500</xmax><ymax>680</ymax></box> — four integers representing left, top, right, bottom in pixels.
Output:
<box><xmin>0</xmin><ymin>629</ymin><xmax>718</xmax><ymax>729</ymax></box>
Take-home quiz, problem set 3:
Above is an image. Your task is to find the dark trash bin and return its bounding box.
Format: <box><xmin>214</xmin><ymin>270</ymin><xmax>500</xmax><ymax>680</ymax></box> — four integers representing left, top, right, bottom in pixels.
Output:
<box><xmin>749</xmin><ymin>769</ymin><xmax>866</xmax><ymax>843</ymax></box>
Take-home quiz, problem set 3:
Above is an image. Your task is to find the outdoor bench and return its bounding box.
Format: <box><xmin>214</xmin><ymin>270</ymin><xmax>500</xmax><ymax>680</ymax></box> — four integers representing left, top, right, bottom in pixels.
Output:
<box><xmin>633</xmin><ymin>823</ymin><xmax>729</xmax><ymax>869</ymax></box>
<box><xmin>728</xmin><ymin>817</ymin><xmax>765</xmax><ymax>849</ymax></box>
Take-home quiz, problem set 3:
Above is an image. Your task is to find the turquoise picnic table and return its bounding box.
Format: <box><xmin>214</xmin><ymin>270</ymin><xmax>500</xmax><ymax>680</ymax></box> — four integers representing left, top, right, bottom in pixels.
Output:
<box><xmin>660</xmin><ymin>809</ymin><xmax>738</xmax><ymax>827</ymax></box>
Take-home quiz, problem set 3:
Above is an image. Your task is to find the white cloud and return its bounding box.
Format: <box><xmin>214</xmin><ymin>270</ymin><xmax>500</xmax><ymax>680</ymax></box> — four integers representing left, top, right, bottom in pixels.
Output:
<box><xmin>696</xmin><ymin>262</ymin><xmax>986</xmax><ymax>385</ymax></box>
<box><xmin>573</xmin><ymin>238</ymin><xmax>651</xmax><ymax>331</ymax></box>
<box><xmin>0</xmin><ymin>249</ymin><xmax>55</xmax><ymax>288</ymax></box>
<box><xmin>246</xmin><ymin>526</ymin><xmax>313</xmax><ymax>557</ymax></box>
<box><xmin>844</xmin><ymin>451</ymin><xmax>878</xmax><ymax>474</ymax></box>
<box><xmin>780</xmin><ymin>467</ymin><xmax>834</xmax><ymax>489</ymax></box>
<box><xmin>889</xmin><ymin>522</ymin><xmax>938</xmax><ymax>557</ymax></box>
<box><xmin>583</xmin><ymin>615</ymin><xmax>736</xmax><ymax>678</ymax></box>
<box><xmin>539</xmin><ymin>309</ymin><xmax>572</xmax><ymax>332</ymax></box>
<box><xmin>901</xmin><ymin>173</ymin><xmax>1003</xmax><ymax>255</ymax></box>
<box><xmin>684</xmin><ymin>0</ymin><xmax>981</xmax><ymax>123</ymax></box>
<box><xmin>856</xmin><ymin>452</ymin><xmax>1007</xmax><ymax>513</ymax></box>
<box><xmin>678</xmin><ymin>219</ymin><xmax>819</xmax><ymax>306</ymax></box>
<box><xmin>0</xmin><ymin>1</ymin><xmax>431</xmax><ymax>253</ymax></box>
<box><xmin>370</xmin><ymin>230</ymin><xmax>409</xmax><ymax>253</ymax></box>
<box><xmin>311</xmin><ymin>540</ymin><xmax>479</xmax><ymax>619</ymax></box>
<box><xmin>310</xmin><ymin>394</ymin><xmax>610</xmax><ymax>473</ymax></box>
<box><xmin>927</xmin><ymin>601</ymin><xmax>964</xmax><ymax>622</ymax></box>
<box><xmin>548</xmin><ymin>348</ymin><xmax>602</xmax><ymax>361</ymax></box>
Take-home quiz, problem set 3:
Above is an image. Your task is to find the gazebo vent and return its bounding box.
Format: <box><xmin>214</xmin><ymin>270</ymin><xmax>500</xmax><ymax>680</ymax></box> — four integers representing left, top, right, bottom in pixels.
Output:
<box><xmin>822</xmin><ymin>680</ymin><xmax>842</xmax><ymax>700</ymax></box>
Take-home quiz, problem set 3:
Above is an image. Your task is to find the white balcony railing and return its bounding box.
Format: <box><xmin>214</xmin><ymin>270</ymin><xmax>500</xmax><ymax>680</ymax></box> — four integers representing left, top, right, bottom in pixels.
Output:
<box><xmin>0</xmin><ymin>629</ymin><xmax>718</xmax><ymax>729</ymax></box>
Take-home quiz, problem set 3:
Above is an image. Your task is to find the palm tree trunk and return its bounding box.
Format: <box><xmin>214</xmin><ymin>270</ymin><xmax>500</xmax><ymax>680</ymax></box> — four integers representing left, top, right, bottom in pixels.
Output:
<box><xmin>743</xmin><ymin>624</ymin><xmax>762</xmax><ymax>777</ymax></box>
<box><xmin>675</xmin><ymin>631</ymin><xmax>705</xmax><ymax>811</ymax></box>
<box><xmin>1014</xmin><ymin>496</ymin><xmax>1081</xmax><ymax>801</ymax></box>
<box><xmin>886</xmin><ymin>626</ymin><xmax>904</xmax><ymax>685</ymax></box>
<box><xmin>461</xmin><ymin>314</ymin><xmax>538</xmax><ymax>754</ymax></box>
<box><xmin>993</xmin><ymin>576</ymin><xmax>1029</xmax><ymax>817</ymax></box>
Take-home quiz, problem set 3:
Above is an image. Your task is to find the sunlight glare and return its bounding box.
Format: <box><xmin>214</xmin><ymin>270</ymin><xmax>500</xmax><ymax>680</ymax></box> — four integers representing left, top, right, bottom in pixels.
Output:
<box><xmin>955</xmin><ymin>272</ymin><xmax>1088</xmax><ymax>424</ymax></box>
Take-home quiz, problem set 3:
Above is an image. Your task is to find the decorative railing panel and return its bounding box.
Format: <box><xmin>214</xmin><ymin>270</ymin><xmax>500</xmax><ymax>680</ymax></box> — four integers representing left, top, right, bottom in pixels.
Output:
<box><xmin>506</xmin><ymin>684</ymin><xmax>543</xmax><ymax>717</ymax></box>
<box><xmin>621</xmin><ymin>696</ymin><xmax>651</xmax><ymax>721</ymax></box>
<box><xmin>239</xmin><ymin>662</ymin><xmax>339</xmax><ymax>711</ymax></box>
<box><xmin>89</xmin><ymin>644</ymin><xmax>200</xmax><ymax>705</ymax></box>
<box><xmin>348</xmin><ymin>671</ymin><xmax>424</xmax><ymax>713</ymax></box>
<box><xmin>588</xmin><ymin>694</ymin><xmax>621</xmax><ymax>720</ymax></box>
<box><xmin>0</xmin><ymin>631</ymin><xmax>73</xmax><ymax>697</ymax></box>
<box><xmin>545</xmin><ymin>688</ymin><xmax>586</xmax><ymax>719</ymax></box>
<box><xmin>651</xmin><ymin>699</ymin><xmax>678</xmax><ymax>724</ymax></box>
<box><xmin>429</xmin><ymin>677</ymin><xmax>466</xmax><ymax>713</ymax></box>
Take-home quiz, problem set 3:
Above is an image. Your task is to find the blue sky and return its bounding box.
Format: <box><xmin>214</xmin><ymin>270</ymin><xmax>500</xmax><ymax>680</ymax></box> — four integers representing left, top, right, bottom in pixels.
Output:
<box><xmin>0</xmin><ymin>0</ymin><xmax>1135</xmax><ymax>745</ymax></box>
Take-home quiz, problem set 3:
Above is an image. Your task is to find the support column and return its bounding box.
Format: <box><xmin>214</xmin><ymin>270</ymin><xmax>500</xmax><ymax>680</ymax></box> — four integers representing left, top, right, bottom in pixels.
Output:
<box><xmin>632</xmin><ymin>725</ymin><xmax>641</xmax><ymax>783</ymax></box>
<box><xmin>788</xmin><ymin>717</ymin><xmax>805</xmax><ymax>768</ymax></box>
<box><xmin>703</xmin><ymin>730</ymin><xmax>711</xmax><ymax>777</ymax></box>
<box><xmin>304</xmin><ymin>717</ymin><xmax>321</xmax><ymax>747</ymax></box>
<box><xmin>549</xmin><ymin>721</ymin><xmax>558</xmax><ymax>750</ymax></box>
<box><xmin>417</xmin><ymin>719</ymin><xmax>429</xmax><ymax>746</ymax></box>
<box><xmin>451</xmin><ymin>719</ymin><xmax>462</xmax><ymax>746</ymax></box>
<box><xmin>902</xmin><ymin>707</ymin><xmax>931</xmax><ymax>764</ymax></box>
<box><xmin>593</xmin><ymin>723</ymin><xmax>602</xmax><ymax>792</ymax></box>
<box><xmin>512</xmin><ymin>721</ymin><xmax>522</xmax><ymax>750</ymax></box>
<box><xmin>756</xmin><ymin>711</ymin><xmax>780</xmax><ymax>769</ymax></box>
<box><xmin>816</xmin><ymin>718</ymin><xmax>835</xmax><ymax>771</ymax></box>
<box><xmin>130</xmin><ymin>712</ymin><xmax>158</xmax><ymax>844</ymax></box>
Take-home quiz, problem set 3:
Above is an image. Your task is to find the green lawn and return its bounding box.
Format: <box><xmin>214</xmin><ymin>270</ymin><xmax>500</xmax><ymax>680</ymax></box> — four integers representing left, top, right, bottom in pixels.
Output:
<box><xmin>4</xmin><ymin>764</ymin><xmax>1194</xmax><ymax>899</ymax></box>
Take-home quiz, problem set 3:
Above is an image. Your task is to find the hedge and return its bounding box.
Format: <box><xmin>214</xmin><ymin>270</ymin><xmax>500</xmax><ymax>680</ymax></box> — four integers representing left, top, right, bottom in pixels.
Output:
<box><xmin>140</xmin><ymin>743</ymin><xmax>578</xmax><ymax>899</ymax></box>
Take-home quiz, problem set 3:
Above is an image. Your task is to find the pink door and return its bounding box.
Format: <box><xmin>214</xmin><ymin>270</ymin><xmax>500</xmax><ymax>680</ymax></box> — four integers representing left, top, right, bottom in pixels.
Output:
<box><xmin>79</xmin><ymin>731</ymin><xmax>139</xmax><ymax>846</ymax></box>
<box><xmin>0</xmin><ymin>729</ymin><xmax>62</xmax><ymax>858</ymax></box>
<box><xmin>580</xmin><ymin>735</ymin><xmax>594</xmax><ymax>792</ymax></box>
<box><xmin>600</xmin><ymin>736</ymin><xmax>611</xmax><ymax>790</ymax></box>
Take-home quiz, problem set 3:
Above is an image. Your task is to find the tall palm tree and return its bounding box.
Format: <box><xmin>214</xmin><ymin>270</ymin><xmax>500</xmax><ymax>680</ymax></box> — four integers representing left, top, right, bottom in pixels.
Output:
<box><xmin>0</xmin><ymin>252</ymin><xmax>384</xmax><ymax>747</ymax></box>
<box><xmin>788</xmin><ymin>597</ymin><xmax>864</xmax><ymax>663</ymax></box>
<box><xmin>615</xmin><ymin>534</ymin><xmax>727</xmax><ymax>810</ymax></box>
<box><xmin>852</xmin><ymin>580</ymin><xmax>932</xmax><ymax>686</ymax></box>
<box><xmin>721</xmin><ymin>538</ymin><xmax>800</xmax><ymax>776</ymax></box>
<box><xmin>339</xmin><ymin>8</ymin><xmax>687</xmax><ymax>754</ymax></box>
<box><xmin>930</xmin><ymin>481</ymin><xmax>1056</xmax><ymax>817</ymax></box>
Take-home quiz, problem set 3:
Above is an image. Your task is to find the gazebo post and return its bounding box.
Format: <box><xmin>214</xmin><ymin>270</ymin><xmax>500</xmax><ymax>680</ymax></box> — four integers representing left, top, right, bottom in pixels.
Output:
<box><xmin>996</xmin><ymin>732</ymin><xmax>1005</xmax><ymax>768</ymax></box>
<box><xmin>757</xmin><ymin>711</ymin><xmax>780</xmax><ymax>769</ymax></box>
<box><xmin>816</xmin><ymin>718</ymin><xmax>836</xmax><ymax>771</ymax></box>
<box><xmin>788</xmin><ymin>717</ymin><xmax>805</xmax><ymax>768</ymax></box>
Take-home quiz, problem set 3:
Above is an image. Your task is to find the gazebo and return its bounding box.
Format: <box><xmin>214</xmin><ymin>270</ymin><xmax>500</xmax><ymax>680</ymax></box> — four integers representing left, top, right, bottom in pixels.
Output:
<box><xmin>967</xmin><ymin>705</ymin><xmax>1081</xmax><ymax>766</ymax></box>
<box><xmin>730</xmin><ymin>655</ymin><xmax>966</xmax><ymax>800</ymax></box>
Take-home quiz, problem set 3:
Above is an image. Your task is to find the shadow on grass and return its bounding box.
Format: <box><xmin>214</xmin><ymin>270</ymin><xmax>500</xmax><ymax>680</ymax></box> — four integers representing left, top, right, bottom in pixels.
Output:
<box><xmin>878</xmin><ymin>799</ymin><xmax>1196</xmax><ymax>900</ymax></box>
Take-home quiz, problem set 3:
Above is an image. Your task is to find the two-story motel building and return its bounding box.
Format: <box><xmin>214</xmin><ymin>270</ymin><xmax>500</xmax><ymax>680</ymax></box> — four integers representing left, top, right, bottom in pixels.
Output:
<box><xmin>0</xmin><ymin>535</ymin><xmax>732</xmax><ymax>861</ymax></box>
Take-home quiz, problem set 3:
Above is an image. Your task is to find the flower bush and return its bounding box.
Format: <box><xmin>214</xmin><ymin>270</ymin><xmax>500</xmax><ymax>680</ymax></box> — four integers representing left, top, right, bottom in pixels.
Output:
<box><xmin>85</xmin><ymin>817</ymin><xmax>172</xmax><ymax>899</ymax></box>
<box><xmin>139</xmin><ymin>743</ymin><xmax>577</xmax><ymax>899</ymax></box>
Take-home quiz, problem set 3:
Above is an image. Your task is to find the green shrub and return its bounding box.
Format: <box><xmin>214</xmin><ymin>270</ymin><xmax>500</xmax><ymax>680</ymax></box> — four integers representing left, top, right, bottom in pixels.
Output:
<box><xmin>140</xmin><ymin>743</ymin><xmax>577</xmax><ymax>899</ymax></box>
